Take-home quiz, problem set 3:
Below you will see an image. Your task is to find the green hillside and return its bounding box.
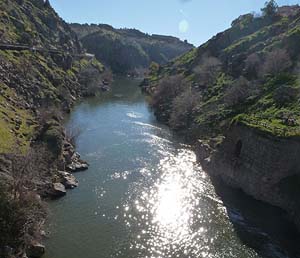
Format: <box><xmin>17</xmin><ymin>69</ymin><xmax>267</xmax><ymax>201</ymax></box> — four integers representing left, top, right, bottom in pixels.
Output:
<box><xmin>143</xmin><ymin>3</ymin><xmax>300</xmax><ymax>139</ymax></box>
<box><xmin>70</xmin><ymin>23</ymin><xmax>194</xmax><ymax>74</ymax></box>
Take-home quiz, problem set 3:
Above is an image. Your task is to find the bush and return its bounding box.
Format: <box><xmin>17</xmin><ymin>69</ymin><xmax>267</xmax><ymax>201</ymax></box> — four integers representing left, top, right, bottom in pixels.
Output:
<box><xmin>66</xmin><ymin>125</ymin><xmax>82</xmax><ymax>147</ymax></box>
<box><xmin>169</xmin><ymin>88</ymin><xmax>201</xmax><ymax>129</ymax></box>
<box><xmin>244</xmin><ymin>53</ymin><xmax>261</xmax><ymax>78</ymax></box>
<box><xmin>273</xmin><ymin>85</ymin><xmax>299</xmax><ymax>106</ymax></box>
<box><xmin>224</xmin><ymin>76</ymin><xmax>258</xmax><ymax>106</ymax></box>
<box><xmin>0</xmin><ymin>148</ymin><xmax>48</xmax><ymax>257</ymax></box>
<box><xmin>193</xmin><ymin>55</ymin><xmax>222</xmax><ymax>86</ymax></box>
<box><xmin>150</xmin><ymin>74</ymin><xmax>188</xmax><ymax>118</ymax></box>
<box><xmin>261</xmin><ymin>49</ymin><xmax>292</xmax><ymax>77</ymax></box>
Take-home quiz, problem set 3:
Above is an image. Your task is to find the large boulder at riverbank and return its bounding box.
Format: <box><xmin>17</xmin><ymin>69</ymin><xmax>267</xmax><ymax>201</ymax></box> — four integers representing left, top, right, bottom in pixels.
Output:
<box><xmin>50</xmin><ymin>183</ymin><xmax>67</xmax><ymax>198</ymax></box>
<box><xmin>58</xmin><ymin>171</ymin><xmax>79</xmax><ymax>189</ymax></box>
<box><xmin>66</xmin><ymin>152</ymin><xmax>89</xmax><ymax>172</ymax></box>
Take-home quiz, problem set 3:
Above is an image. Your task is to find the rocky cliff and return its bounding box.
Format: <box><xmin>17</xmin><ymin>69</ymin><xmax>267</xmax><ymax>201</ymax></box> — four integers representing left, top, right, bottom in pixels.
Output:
<box><xmin>143</xmin><ymin>3</ymin><xmax>300</xmax><ymax>230</ymax></box>
<box><xmin>70</xmin><ymin>23</ymin><xmax>194</xmax><ymax>74</ymax></box>
<box><xmin>196</xmin><ymin>123</ymin><xmax>300</xmax><ymax>229</ymax></box>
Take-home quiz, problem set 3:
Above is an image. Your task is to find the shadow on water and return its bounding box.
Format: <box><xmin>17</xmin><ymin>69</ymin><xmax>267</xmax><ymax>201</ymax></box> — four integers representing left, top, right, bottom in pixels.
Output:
<box><xmin>82</xmin><ymin>77</ymin><xmax>145</xmax><ymax>107</ymax></box>
<box><xmin>210</xmin><ymin>177</ymin><xmax>300</xmax><ymax>258</ymax></box>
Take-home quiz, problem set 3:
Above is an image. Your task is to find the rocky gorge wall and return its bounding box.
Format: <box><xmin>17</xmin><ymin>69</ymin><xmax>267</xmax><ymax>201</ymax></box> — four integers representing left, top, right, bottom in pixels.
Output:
<box><xmin>196</xmin><ymin>123</ymin><xmax>300</xmax><ymax>229</ymax></box>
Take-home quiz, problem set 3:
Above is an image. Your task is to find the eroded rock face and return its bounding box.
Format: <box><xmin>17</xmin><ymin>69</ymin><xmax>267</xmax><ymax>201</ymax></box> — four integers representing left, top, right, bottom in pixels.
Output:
<box><xmin>196</xmin><ymin>124</ymin><xmax>300</xmax><ymax>230</ymax></box>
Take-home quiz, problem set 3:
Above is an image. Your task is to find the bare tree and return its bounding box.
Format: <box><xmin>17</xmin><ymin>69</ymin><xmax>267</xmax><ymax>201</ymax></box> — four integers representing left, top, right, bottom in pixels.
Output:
<box><xmin>65</xmin><ymin>125</ymin><xmax>82</xmax><ymax>147</ymax></box>
<box><xmin>0</xmin><ymin>147</ymin><xmax>48</xmax><ymax>257</ymax></box>
<box><xmin>150</xmin><ymin>75</ymin><xmax>190</xmax><ymax>121</ymax></box>
<box><xmin>224</xmin><ymin>76</ymin><xmax>259</xmax><ymax>106</ymax></box>
<box><xmin>151</xmin><ymin>74</ymin><xmax>187</xmax><ymax>108</ymax></box>
<box><xmin>261</xmin><ymin>49</ymin><xmax>292</xmax><ymax>77</ymax></box>
<box><xmin>169</xmin><ymin>88</ymin><xmax>201</xmax><ymax>129</ymax></box>
<box><xmin>244</xmin><ymin>53</ymin><xmax>261</xmax><ymax>78</ymax></box>
<box><xmin>193</xmin><ymin>55</ymin><xmax>222</xmax><ymax>86</ymax></box>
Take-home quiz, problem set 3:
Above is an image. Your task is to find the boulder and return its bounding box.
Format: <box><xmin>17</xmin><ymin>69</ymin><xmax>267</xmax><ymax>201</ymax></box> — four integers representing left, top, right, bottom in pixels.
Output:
<box><xmin>26</xmin><ymin>242</ymin><xmax>45</xmax><ymax>258</ymax></box>
<box><xmin>66</xmin><ymin>161</ymin><xmax>89</xmax><ymax>172</ymax></box>
<box><xmin>58</xmin><ymin>171</ymin><xmax>79</xmax><ymax>189</ymax></box>
<box><xmin>51</xmin><ymin>183</ymin><xmax>66</xmax><ymax>197</ymax></box>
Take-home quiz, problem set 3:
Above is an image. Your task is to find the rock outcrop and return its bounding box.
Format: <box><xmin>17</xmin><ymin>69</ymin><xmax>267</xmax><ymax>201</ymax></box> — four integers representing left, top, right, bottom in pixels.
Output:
<box><xmin>58</xmin><ymin>171</ymin><xmax>79</xmax><ymax>189</ymax></box>
<box><xmin>50</xmin><ymin>183</ymin><xmax>67</xmax><ymax>198</ymax></box>
<box><xmin>195</xmin><ymin>123</ymin><xmax>300</xmax><ymax>230</ymax></box>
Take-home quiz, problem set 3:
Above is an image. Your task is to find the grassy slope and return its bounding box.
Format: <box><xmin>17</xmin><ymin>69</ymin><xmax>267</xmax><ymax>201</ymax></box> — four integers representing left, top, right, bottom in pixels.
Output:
<box><xmin>145</xmin><ymin>6</ymin><xmax>300</xmax><ymax>138</ymax></box>
<box><xmin>0</xmin><ymin>0</ymin><xmax>104</xmax><ymax>154</ymax></box>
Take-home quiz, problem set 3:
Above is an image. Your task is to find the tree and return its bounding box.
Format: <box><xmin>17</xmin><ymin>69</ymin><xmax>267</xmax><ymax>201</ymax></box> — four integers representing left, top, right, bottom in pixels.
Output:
<box><xmin>0</xmin><ymin>147</ymin><xmax>48</xmax><ymax>257</ymax></box>
<box><xmin>193</xmin><ymin>55</ymin><xmax>222</xmax><ymax>86</ymax></box>
<box><xmin>261</xmin><ymin>49</ymin><xmax>292</xmax><ymax>77</ymax></box>
<box><xmin>169</xmin><ymin>88</ymin><xmax>201</xmax><ymax>130</ymax></box>
<box><xmin>261</xmin><ymin>0</ymin><xmax>278</xmax><ymax>17</ymax></box>
<box><xmin>244</xmin><ymin>53</ymin><xmax>261</xmax><ymax>78</ymax></box>
<box><xmin>150</xmin><ymin>75</ymin><xmax>188</xmax><ymax>120</ymax></box>
<box><xmin>224</xmin><ymin>76</ymin><xmax>258</xmax><ymax>106</ymax></box>
<box><xmin>273</xmin><ymin>85</ymin><xmax>299</xmax><ymax>107</ymax></box>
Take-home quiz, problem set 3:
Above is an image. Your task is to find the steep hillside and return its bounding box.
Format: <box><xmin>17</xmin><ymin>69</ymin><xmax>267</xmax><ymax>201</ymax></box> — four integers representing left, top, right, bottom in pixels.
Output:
<box><xmin>0</xmin><ymin>0</ymin><xmax>105</xmax><ymax>153</ymax></box>
<box><xmin>0</xmin><ymin>0</ymin><xmax>104</xmax><ymax>257</ymax></box>
<box><xmin>144</xmin><ymin>4</ymin><xmax>300</xmax><ymax>138</ymax></box>
<box><xmin>70</xmin><ymin>23</ymin><xmax>194</xmax><ymax>74</ymax></box>
<box><xmin>143</xmin><ymin>3</ymin><xmax>300</xmax><ymax>230</ymax></box>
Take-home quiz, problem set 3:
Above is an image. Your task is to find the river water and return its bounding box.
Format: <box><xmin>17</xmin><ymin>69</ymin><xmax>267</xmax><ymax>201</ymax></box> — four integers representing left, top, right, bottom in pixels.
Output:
<box><xmin>44</xmin><ymin>78</ymin><xmax>300</xmax><ymax>258</ymax></box>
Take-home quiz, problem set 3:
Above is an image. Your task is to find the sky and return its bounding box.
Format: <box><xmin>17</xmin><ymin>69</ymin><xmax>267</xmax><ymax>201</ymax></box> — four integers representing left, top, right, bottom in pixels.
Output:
<box><xmin>50</xmin><ymin>0</ymin><xmax>300</xmax><ymax>46</ymax></box>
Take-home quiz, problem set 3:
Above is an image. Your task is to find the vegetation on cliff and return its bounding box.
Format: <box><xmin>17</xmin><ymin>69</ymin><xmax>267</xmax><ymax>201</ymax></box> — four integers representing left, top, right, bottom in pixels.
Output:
<box><xmin>143</xmin><ymin>2</ymin><xmax>300</xmax><ymax>139</ymax></box>
<box><xmin>70</xmin><ymin>23</ymin><xmax>194</xmax><ymax>74</ymax></box>
<box><xmin>0</xmin><ymin>0</ymin><xmax>104</xmax><ymax>257</ymax></box>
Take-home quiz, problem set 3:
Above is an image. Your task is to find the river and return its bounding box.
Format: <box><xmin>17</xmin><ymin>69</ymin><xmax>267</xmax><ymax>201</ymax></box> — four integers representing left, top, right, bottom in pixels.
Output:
<box><xmin>44</xmin><ymin>78</ymin><xmax>300</xmax><ymax>258</ymax></box>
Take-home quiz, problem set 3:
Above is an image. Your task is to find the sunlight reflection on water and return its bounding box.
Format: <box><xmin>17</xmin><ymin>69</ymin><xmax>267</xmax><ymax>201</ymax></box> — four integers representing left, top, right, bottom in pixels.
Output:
<box><xmin>121</xmin><ymin>146</ymin><xmax>220</xmax><ymax>258</ymax></box>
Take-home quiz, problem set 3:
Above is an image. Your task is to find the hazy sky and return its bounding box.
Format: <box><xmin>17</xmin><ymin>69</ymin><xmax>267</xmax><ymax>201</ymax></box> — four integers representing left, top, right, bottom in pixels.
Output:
<box><xmin>50</xmin><ymin>0</ymin><xmax>299</xmax><ymax>46</ymax></box>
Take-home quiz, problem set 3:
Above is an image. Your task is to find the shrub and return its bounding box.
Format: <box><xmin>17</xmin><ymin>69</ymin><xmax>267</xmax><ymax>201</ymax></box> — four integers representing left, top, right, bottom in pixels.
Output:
<box><xmin>273</xmin><ymin>85</ymin><xmax>299</xmax><ymax>106</ymax></box>
<box><xmin>65</xmin><ymin>125</ymin><xmax>82</xmax><ymax>147</ymax></box>
<box><xmin>150</xmin><ymin>74</ymin><xmax>188</xmax><ymax>115</ymax></box>
<box><xmin>0</xmin><ymin>148</ymin><xmax>48</xmax><ymax>257</ymax></box>
<box><xmin>193</xmin><ymin>55</ymin><xmax>222</xmax><ymax>86</ymax></box>
<box><xmin>150</xmin><ymin>75</ymin><xmax>190</xmax><ymax>121</ymax></box>
<box><xmin>224</xmin><ymin>76</ymin><xmax>259</xmax><ymax>106</ymax></box>
<box><xmin>169</xmin><ymin>88</ymin><xmax>201</xmax><ymax>129</ymax></box>
<box><xmin>261</xmin><ymin>49</ymin><xmax>292</xmax><ymax>77</ymax></box>
<box><xmin>244</xmin><ymin>53</ymin><xmax>261</xmax><ymax>78</ymax></box>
